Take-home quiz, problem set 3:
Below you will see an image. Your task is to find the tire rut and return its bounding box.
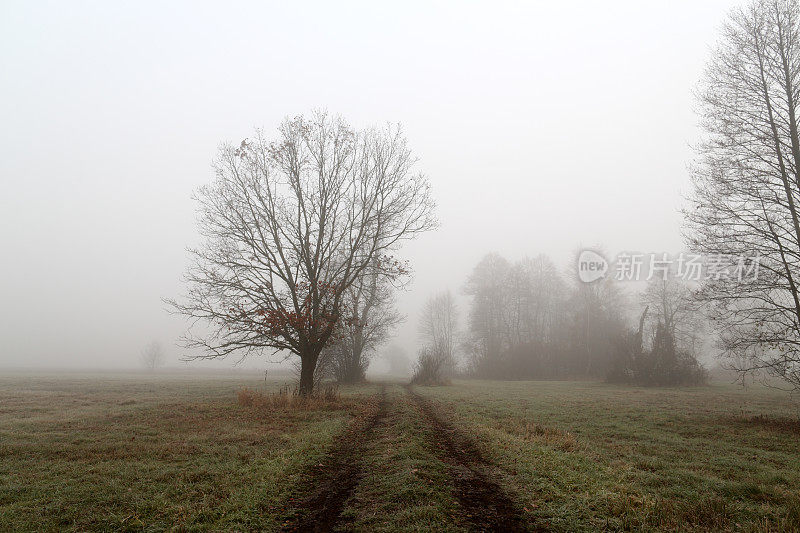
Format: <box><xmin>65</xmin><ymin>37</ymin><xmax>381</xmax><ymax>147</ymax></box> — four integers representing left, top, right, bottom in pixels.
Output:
<box><xmin>405</xmin><ymin>386</ymin><xmax>546</xmax><ymax>533</ymax></box>
<box><xmin>281</xmin><ymin>385</ymin><xmax>388</xmax><ymax>532</ymax></box>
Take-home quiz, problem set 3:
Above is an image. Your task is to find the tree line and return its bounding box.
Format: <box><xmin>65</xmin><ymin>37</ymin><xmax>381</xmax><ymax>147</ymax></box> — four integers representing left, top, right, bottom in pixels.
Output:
<box><xmin>409</xmin><ymin>252</ymin><xmax>707</xmax><ymax>386</ymax></box>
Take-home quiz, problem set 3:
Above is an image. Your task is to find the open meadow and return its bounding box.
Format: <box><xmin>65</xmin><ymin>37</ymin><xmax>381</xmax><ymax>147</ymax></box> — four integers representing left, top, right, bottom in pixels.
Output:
<box><xmin>2</xmin><ymin>372</ymin><xmax>800</xmax><ymax>531</ymax></box>
<box><xmin>10</xmin><ymin>0</ymin><xmax>800</xmax><ymax>530</ymax></box>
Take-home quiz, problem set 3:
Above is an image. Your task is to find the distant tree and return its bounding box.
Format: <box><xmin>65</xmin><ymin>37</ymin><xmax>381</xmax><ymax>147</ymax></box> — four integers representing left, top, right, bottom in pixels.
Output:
<box><xmin>463</xmin><ymin>253</ymin><xmax>512</xmax><ymax>367</ymax></box>
<box><xmin>636</xmin><ymin>321</ymin><xmax>707</xmax><ymax>386</ymax></box>
<box><xmin>686</xmin><ymin>0</ymin><xmax>800</xmax><ymax>389</ymax></box>
<box><xmin>608</xmin><ymin>278</ymin><xmax>708</xmax><ymax>386</ymax></box>
<box><xmin>510</xmin><ymin>255</ymin><xmax>567</xmax><ymax>345</ymax></box>
<box><xmin>565</xmin><ymin>261</ymin><xmax>628</xmax><ymax>378</ymax></box>
<box><xmin>418</xmin><ymin>290</ymin><xmax>459</xmax><ymax>373</ymax></box>
<box><xmin>411</xmin><ymin>346</ymin><xmax>448</xmax><ymax>385</ymax></box>
<box><xmin>141</xmin><ymin>341</ymin><xmax>165</xmax><ymax>371</ymax></box>
<box><xmin>168</xmin><ymin>111</ymin><xmax>436</xmax><ymax>395</ymax></box>
<box><xmin>318</xmin><ymin>267</ymin><xmax>402</xmax><ymax>383</ymax></box>
<box><xmin>463</xmin><ymin>250</ymin><xmax>631</xmax><ymax>380</ymax></box>
<box><xmin>607</xmin><ymin>307</ymin><xmax>649</xmax><ymax>384</ymax></box>
<box><xmin>641</xmin><ymin>278</ymin><xmax>705</xmax><ymax>356</ymax></box>
<box><xmin>464</xmin><ymin>252</ymin><xmax>572</xmax><ymax>378</ymax></box>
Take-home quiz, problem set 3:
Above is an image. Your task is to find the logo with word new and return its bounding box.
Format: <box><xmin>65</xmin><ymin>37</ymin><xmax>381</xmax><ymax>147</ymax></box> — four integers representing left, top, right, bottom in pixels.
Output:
<box><xmin>577</xmin><ymin>250</ymin><xmax>608</xmax><ymax>283</ymax></box>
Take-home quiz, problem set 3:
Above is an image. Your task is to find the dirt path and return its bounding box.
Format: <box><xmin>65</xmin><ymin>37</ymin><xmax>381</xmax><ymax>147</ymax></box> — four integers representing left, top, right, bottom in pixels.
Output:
<box><xmin>282</xmin><ymin>384</ymin><xmax>543</xmax><ymax>532</ymax></box>
<box><xmin>406</xmin><ymin>386</ymin><xmax>542</xmax><ymax>533</ymax></box>
<box><xmin>281</xmin><ymin>385</ymin><xmax>388</xmax><ymax>532</ymax></box>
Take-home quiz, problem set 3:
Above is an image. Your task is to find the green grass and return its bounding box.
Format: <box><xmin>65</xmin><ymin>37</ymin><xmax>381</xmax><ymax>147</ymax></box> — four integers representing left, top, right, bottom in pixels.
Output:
<box><xmin>0</xmin><ymin>372</ymin><xmax>367</xmax><ymax>531</ymax></box>
<box><xmin>2</xmin><ymin>373</ymin><xmax>800</xmax><ymax>531</ymax></box>
<box><xmin>415</xmin><ymin>380</ymin><xmax>800</xmax><ymax>532</ymax></box>
<box><xmin>340</xmin><ymin>386</ymin><xmax>463</xmax><ymax>532</ymax></box>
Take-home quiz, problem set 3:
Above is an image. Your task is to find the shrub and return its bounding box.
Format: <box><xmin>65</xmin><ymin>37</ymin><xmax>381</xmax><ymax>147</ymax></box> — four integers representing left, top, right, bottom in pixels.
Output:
<box><xmin>608</xmin><ymin>322</ymin><xmax>707</xmax><ymax>386</ymax></box>
<box><xmin>411</xmin><ymin>347</ymin><xmax>449</xmax><ymax>385</ymax></box>
<box><xmin>236</xmin><ymin>383</ymin><xmax>341</xmax><ymax>410</ymax></box>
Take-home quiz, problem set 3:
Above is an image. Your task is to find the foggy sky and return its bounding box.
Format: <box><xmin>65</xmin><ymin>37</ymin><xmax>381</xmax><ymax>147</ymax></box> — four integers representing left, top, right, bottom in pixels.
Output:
<box><xmin>0</xmin><ymin>0</ymin><xmax>739</xmax><ymax>369</ymax></box>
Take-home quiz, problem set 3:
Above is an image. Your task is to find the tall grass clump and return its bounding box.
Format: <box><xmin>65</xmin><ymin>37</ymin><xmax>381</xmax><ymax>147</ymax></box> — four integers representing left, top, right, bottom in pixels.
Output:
<box><xmin>237</xmin><ymin>383</ymin><xmax>341</xmax><ymax>410</ymax></box>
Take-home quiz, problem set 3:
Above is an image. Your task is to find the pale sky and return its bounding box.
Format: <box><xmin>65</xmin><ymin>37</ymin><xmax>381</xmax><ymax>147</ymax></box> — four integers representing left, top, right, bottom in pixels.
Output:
<box><xmin>0</xmin><ymin>0</ymin><xmax>740</xmax><ymax>369</ymax></box>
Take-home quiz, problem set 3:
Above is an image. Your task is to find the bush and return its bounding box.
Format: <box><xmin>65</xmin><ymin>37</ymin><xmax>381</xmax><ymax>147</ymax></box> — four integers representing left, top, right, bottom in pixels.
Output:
<box><xmin>411</xmin><ymin>348</ymin><xmax>449</xmax><ymax>385</ymax></box>
<box><xmin>237</xmin><ymin>383</ymin><xmax>341</xmax><ymax>410</ymax></box>
<box><xmin>608</xmin><ymin>322</ymin><xmax>707</xmax><ymax>386</ymax></box>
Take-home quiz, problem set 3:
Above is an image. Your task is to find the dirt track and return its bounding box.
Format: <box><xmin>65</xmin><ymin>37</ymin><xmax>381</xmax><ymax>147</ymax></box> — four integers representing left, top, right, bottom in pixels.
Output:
<box><xmin>405</xmin><ymin>386</ymin><xmax>538</xmax><ymax>533</ymax></box>
<box><xmin>281</xmin><ymin>386</ymin><xmax>388</xmax><ymax>532</ymax></box>
<box><xmin>282</xmin><ymin>384</ymin><xmax>542</xmax><ymax>532</ymax></box>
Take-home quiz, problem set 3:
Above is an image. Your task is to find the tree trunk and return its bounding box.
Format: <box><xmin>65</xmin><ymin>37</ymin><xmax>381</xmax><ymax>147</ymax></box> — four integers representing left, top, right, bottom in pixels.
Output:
<box><xmin>347</xmin><ymin>336</ymin><xmax>365</xmax><ymax>383</ymax></box>
<box><xmin>298</xmin><ymin>353</ymin><xmax>318</xmax><ymax>396</ymax></box>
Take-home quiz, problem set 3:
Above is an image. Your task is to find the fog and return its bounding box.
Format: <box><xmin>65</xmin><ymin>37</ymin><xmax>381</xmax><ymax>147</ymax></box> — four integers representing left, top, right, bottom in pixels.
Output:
<box><xmin>0</xmin><ymin>0</ymin><xmax>739</xmax><ymax>370</ymax></box>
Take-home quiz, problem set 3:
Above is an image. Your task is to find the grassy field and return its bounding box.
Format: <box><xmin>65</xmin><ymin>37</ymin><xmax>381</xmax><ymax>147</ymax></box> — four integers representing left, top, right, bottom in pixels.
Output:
<box><xmin>417</xmin><ymin>381</ymin><xmax>800</xmax><ymax>532</ymax></box>
<box><xmin>1</xmin><ymin>372</ymin><xmax>799</xmax><ymax>531</ymax></box>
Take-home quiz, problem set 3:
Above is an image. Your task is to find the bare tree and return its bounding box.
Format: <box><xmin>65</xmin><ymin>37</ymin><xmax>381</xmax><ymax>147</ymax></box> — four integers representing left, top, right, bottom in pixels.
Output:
<box><xmin>411</xmin><ymin>346</ymin><xmax>448</xmax><ymax>385</ymax></box>
<box><xmin>463</xmin><ymin>253</ymin><xmax>512</xmax><ymax>368</ymax></box>
<box><xmin>167</xmin><ymin>111</ymin><xmax>436</xmax><ymax>395</ymax></box>
<box><xmin>508</xmin><ymin>254</ymin><xmax>567</xmax><ymax>346</ymax></box>
<box><xmin>418</xmin><ymin>290</ymin><xmax>458</xmax><ymax>372</ymax></box>
<box><xmin>140</xmin><ymin>341</ymin><xmax>165</xmax><ymax>371</ymax></box>
<box><xmin>566</xmin><ymin>248</ymin><xmax>629</xmax><ymax>378</ymax></box>
<box><xmin>641</xmin><ymin>278</ymin><xmax>705</xmax><ymax>356</ymax></box>
<box><xmin>687</xmin><ymin>0</ymin><xmax>800</xmax><ymax>388</ymax></box>
<box><xmin>318</xmin><ymin>265</ymin><xmax>403</xmax><ymax>383</ymax></box>
<box><xmin>463</xmin><ymin>253</ymin><xmax>572</xmax><ymax>377</ymax></box>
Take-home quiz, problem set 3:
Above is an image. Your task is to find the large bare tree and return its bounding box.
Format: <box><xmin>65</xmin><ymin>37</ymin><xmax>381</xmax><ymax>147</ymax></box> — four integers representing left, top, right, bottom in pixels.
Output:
<box><xmin>687</xmin><ymin>0</ymin><xmax>800</xmax><ymax>388</ymax></box>
<box><xmin>168</xmin><ymin>111</ymin><xmax>435</xmax><ymax>394</ymax></box>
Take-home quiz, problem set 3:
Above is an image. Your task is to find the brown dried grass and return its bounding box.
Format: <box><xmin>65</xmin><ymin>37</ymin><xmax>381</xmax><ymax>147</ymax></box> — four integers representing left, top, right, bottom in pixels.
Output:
<box><xmin>237</xmin><ymin>383</ymin><xmax>342</xmax><ymax>410</ymax></box>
